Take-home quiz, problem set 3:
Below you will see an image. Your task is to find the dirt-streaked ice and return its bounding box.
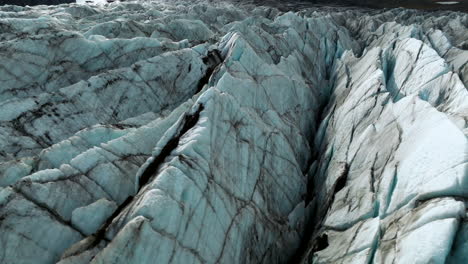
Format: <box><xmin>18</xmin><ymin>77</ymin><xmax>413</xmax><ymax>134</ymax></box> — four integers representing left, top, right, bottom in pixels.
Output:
<box><xmin>0</xmin><ymin>1</ymin><xmax>467</xmax><ymax>264</ymax></box>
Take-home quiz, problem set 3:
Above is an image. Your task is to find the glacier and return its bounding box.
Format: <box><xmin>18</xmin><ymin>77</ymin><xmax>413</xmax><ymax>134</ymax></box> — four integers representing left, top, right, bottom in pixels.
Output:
<box><xmin>0</xmin><ymin>0</ymin><xmax>467</xmax><ymax>263</ymax></box>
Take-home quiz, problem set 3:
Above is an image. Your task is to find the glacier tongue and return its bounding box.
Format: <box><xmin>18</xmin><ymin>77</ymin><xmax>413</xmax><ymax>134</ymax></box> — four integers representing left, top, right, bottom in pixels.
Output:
<box><xmin>0</xmin><ymin>1</ymin><xmax>467</xmax><ymax>264</ymax></box>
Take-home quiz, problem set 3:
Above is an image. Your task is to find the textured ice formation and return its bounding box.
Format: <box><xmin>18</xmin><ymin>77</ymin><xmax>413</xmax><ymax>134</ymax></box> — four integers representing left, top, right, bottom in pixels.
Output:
<box><xmin>0</xmin><ymin>1</ymin><xmax>467</xmax><ymax>264</ymax></box>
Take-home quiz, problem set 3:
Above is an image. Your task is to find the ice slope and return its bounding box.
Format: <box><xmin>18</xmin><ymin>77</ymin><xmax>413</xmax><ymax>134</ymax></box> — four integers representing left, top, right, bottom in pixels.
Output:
<box><xmin>0</xmin><ymin>1</ymin><xmax>467</xmax><ymax>264</ymax></box>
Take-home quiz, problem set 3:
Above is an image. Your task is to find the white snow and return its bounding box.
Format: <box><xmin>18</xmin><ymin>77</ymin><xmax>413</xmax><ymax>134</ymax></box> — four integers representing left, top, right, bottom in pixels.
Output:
<box><xmin>76</xmin><ymin>0</ymin><xmax>108</xmax><ymax>5</ymax></box>
<box><xmin>436</xmin><ymin>1</ymin><xmax>460</xmax><ymax>4</ymax></box>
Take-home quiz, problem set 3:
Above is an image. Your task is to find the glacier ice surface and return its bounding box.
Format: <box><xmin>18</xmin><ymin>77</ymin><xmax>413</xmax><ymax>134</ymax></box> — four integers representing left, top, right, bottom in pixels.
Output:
<box><xmin>0</xmin><ymin>1</ymin><xmax>467</xmax><ymax>264</ymax></box>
